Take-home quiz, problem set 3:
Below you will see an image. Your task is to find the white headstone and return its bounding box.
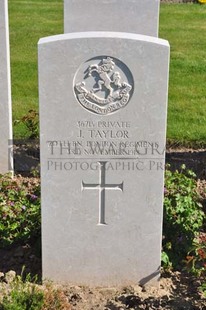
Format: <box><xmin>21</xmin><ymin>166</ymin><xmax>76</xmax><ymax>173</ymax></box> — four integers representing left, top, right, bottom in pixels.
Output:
<box><xmin>0</xmin><ymin>0</ymin><xmax>13</xmax><ymax>174</ymax></box>
<box><xmin>64</xmin><ymin>0</ymin><xmax>160</xmax><ymax>37</ymax></box>
<box><xmin>39</xmin><ymin>31</ymin><xmax>170</xmax><ymax>286</ymax></box>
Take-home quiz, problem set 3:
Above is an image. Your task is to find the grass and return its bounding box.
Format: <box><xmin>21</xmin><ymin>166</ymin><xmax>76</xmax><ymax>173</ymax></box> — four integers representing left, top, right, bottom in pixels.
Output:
<box><xmin>9</xmin><ymin>2</ymin><xmax>206</xmax><ymax>145</ymax></box>
<box><xmin>9</xmin><ymin>0</ymin><xmax>63</xmax><ymax>137</ymax></box>
<box><xmin>159</xmin><ymin>4</ymin><xmax>206</xmax><ymax>145</ymax></box>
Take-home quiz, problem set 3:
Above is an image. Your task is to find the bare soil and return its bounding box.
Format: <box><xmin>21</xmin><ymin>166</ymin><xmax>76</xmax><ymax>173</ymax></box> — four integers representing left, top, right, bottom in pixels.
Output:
<box><xmin>63</xmin><ymin>271</ymin><xmax>206</xmax><ymax>309</ymax></box>
<box><xmin>0</xmin><ymin>269</ymin><xmax>205</xmax><ymax>309</ymax></box>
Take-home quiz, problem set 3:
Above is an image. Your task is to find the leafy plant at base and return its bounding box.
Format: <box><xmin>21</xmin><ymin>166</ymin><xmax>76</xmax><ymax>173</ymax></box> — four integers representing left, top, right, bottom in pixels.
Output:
<box><xmin>187</xmin><ymin>233</ymin><xmax>206</xmax><ymax>276</ymax></box>
<box><xmin>0</xmin><ymin>272</ymin><xmax>44</xmax><ymax>310</ymax></box>
<box><xmin>0</xmin><ymin>271</ymin><xmax>71</xmax><ymax>310</ymax></box>
<box><xmin>14</xmin><ymin>110</ymin><xmax>39</xmax><ymax>139</ymax></box>
<box><xmin>163</xmin><ymin>165</ymin><xmax>204</xmax><ymax>269</ymax></box>
<box><xmin>186</xmin><ymin>232</ymin><xmax>206</xmax><ymax>297</ymax></box>
<box><xmin>0</xmin><ymin>174</ymin><xmax>41</xmax><ymax>247</ymax></box>
<box><xmin>200</xmin><ymin>282</ymin><xmax>206</xmax><ymax>298</ymax></box>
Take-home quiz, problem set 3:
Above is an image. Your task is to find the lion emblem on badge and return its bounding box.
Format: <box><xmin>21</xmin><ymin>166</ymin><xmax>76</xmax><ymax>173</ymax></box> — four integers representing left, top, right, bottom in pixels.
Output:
<box><xmin>74</xmin><ymin>56</ymin><xmax>133</xmax><ymax>115</ymax></box>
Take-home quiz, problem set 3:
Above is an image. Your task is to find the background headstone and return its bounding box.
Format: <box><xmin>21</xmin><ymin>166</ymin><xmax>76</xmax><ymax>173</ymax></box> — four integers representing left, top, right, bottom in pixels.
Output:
<box><xmin>0</xmin><ymin>0</ymin><xmax>13</xmax><ymax>174</ymax></box>
<box><xmin>39</xmin><ymin>32</ymin><xmax>170</xmax><ymax>286</ymax></box>
<box><xmin>64</xmin><ymin>0</ymin><xmax>160</xmax><ymax>37</ymax></box>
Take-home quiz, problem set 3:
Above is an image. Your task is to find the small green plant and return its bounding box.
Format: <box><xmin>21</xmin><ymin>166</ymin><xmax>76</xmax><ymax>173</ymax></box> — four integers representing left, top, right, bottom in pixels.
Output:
<box><xmin>200</xmin><ymin>282</ymin><xmax>206</xmax><ymax>298</ymax></box>
<box><xmin>0</xmin><ymin>272</ymin><xmax>44</xmax><ymax>310</ymax></box>
<box><xmin>161</xmin><ymin>251</ymin><xmax>172</xmax><ymax>270</ymax></box>
<box><xmin>14</xmin><ymin>110</ymin><xmax>39</xmax><ymax>139</ymax></box>
<box><xmin>162</xmin><ymin>165</ymin><xmax>204</xmax><ymax>269</ymax></box>
<box><xmin>0</xmin><ymin>271</ymin><xmax>71</xmax><ymax>310</ymax></box>
<box><xmin>186</xmin><ymin>233</ymin><xmax>206</xmax><ymax>276</ymax></box>
<box><xmin>0</xmin><ymin>174</ymin><xmax>41</xmax><ymax>247</ymax></box>
<box><xmin>31</xmin><ymin>167</ymin><xmax>40</xmax><ymax>178</ymax></box>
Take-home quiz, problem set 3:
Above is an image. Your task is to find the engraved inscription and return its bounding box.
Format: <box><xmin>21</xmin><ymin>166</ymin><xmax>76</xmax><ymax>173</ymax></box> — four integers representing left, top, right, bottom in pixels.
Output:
<box><xmin>82</xmin><ymin>161</ymin><xmax>123</xmax><ymax>225</ymax></box>
<box><xmin>74</xmin><ymin>56</ymin><xmax>134</xmax><ymax>115</ymax></box>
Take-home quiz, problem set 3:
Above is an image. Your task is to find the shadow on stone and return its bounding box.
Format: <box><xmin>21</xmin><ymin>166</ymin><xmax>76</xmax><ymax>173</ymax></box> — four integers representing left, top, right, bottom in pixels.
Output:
<box><xmin>139</xmin><ymin>267</ymin><xmax>161</xmax><ymax>286</ymax></box>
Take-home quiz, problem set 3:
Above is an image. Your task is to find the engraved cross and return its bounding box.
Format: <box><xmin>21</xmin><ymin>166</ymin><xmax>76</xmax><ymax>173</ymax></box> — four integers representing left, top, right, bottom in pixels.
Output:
<box><xmin>82</xmin><ymin>161</ymin><xmax>123</xmax><ymax>225</ymax></box>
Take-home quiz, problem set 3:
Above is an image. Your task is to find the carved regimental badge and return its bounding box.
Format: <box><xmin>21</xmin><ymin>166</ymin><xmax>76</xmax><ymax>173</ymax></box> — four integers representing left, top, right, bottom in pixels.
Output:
<box><xmin>74</xmin><ymin>56</ymin><xmax>134</xmax><ymax>115</ymax></box>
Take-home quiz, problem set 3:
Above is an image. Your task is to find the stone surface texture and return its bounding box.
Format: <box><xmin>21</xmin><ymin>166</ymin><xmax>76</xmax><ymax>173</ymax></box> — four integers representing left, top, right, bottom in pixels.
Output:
<box><xmin>64</xmin><ymin>0</ymin><xmax>160</xmax><ymax>37</ymax></box>
<box><xmin>39</xmin><ymin>32</ymin><xmax>170</xmax><ymax>286</ymax></box>
<box><xmin>0</xmin><ymin>0</ymin><xmax>12</xmax><ymax>174</ymax></box>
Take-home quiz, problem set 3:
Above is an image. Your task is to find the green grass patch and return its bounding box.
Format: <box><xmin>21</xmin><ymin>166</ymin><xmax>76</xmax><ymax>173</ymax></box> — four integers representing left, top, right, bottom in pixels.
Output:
<box><xmin>9</xmin><ymin>2</ymin><xmax>206</xmax><ymax>144</ymax></box>
<box><xmin>159</xmin><ymin>4</ymin><xmax>206</xmax><ymax>145</ymax></box>
<box><xmin>9</xmin><ymin>0</ymin><xmax>63</xmax><ymax>137</ymax></box>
